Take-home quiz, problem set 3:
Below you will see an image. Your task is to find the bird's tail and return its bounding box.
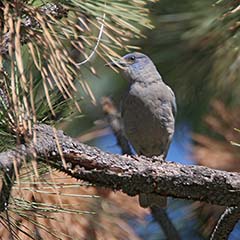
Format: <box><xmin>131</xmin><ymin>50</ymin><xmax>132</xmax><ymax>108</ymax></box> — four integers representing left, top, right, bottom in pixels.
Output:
<box><xmin>139</xmin><ymin>193</ymin><xmax>167</xmax><ymax>208</ymax></box>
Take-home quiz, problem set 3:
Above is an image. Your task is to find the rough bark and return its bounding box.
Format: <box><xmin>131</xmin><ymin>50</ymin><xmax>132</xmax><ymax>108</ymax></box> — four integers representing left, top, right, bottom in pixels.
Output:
<box><xmin>1</xmin><ymin>124</ymin><xmax>240</xmax><ymax>208</ymax></box>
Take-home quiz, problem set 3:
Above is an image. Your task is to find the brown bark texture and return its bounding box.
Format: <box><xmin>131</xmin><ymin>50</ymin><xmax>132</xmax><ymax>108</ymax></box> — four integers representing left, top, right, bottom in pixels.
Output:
<box><xmin>1</xmin><ymin>124</ymin><xmax>240</xmax><ymax>208</ymax></box>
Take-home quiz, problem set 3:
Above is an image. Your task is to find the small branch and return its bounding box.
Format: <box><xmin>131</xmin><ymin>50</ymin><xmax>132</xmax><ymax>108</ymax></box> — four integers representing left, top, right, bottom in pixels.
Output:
<box><xmin>0</xmin><ymin>145</ymin><xmax>24</xmax><ymax>212</ymax></box>
<box><xmin>0</xmin><ymin>164</ymin><xmax>16</xmax><ymax>239</ymax></box>
<box><xmin>0</xmin><ymin>72</ymin><xmax>10</xmax><ymax>108</ymax></box>
<box><xmin>210</xmin><ymin>207</ymin><xmax>240</xmax><ymax>240</ymax></box>
<box><xmin>0</xmin><ymin>165</ymin><xmax>15</xmax><ymax>212</ymax></box>
<box><xmin>1</xmin><ymin>124</ymin><xmax>240</xmax><ymax>209</ymax></box>
<box><xmin>151</xmin><ymin>206</ymin><xmax>181</xmax><ymax>240</ymax></box>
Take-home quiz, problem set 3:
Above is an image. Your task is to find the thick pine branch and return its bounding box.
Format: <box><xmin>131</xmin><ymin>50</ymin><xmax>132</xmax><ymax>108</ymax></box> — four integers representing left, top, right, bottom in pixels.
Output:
<box><xmin>1</xmin><ymin>124</ymin><xmax>240</xmax><ymax>208</ymax></box>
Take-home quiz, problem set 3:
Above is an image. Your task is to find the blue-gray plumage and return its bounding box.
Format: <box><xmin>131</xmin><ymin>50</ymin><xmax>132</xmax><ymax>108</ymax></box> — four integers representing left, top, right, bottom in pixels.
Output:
<box><xmin>107</xmin><ymin>52</ymin><xmax>176</xmax><ymax>208</ymax></box>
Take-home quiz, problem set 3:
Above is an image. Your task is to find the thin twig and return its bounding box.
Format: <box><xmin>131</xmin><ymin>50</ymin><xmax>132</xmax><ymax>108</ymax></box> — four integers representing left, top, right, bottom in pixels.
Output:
<box><xmin>0</xmin><ymin>163</ymin><xmax>15</xmax><ymax>239</ymax></box>
<box><xmin>151</xmin><ymin>206</ymin><xmax>181</xmax><ymax>240</ymax></box>
<box><xmin>210</xmin><ymin>206</ymin><xmax>240</xmax><ymax>240</ymax></box>
<box><xmin>5</xmin><ymin>207</ymin><xmax>14</xmax><ymax>240</ymax></box>
<box><xmin>0</xmin><ymin>165</ymin><xmax>15</xmax><ymax>212</ymax></box>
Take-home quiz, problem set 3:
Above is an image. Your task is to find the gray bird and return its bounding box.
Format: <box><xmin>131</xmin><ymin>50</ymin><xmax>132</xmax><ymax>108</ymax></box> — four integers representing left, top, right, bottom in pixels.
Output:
<box><xmin>107</xmin><ymin>52</ymin><xmax>176</xmax><ymax>208</ymax></box>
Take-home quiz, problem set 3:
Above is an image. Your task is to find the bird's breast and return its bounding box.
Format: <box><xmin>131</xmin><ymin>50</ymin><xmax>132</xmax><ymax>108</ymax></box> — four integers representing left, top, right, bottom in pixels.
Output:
<box><xmin>122</xmin><ymin>84</ymin><xmax>174</xmax><ymax>157</ymax></box>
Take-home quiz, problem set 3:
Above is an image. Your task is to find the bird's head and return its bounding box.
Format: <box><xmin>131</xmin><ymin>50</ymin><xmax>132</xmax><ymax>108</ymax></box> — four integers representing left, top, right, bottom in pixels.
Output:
<box><xmin>106</xmin><ymin>52</ymin><xmax>162</xmax><ymax>83</ymax></box>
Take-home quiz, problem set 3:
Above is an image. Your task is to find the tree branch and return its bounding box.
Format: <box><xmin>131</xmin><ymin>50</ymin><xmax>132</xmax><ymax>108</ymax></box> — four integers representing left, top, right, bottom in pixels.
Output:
<box><xmin>1</xmin><ymin>124</ymin><xmax>240</xmax><ymax>209</ymax></box>
<box><xmin>0</xmin><ymin>145</ymin><xmax>24</xmax><ymax>212</ymax></box>
<box><xmin>210</xmin><ymin>206</ymin><xmax>240</xmax><ymax>240</ymax></box>
<box><xmin>0</xmin><ymin>165</ymin><xmax>15</xmax><ymax>212</ymax></box>
<box><xmin>151</xmin><ymin>206</ymin><xmax>181</xmax><ymax>240</ymax></box>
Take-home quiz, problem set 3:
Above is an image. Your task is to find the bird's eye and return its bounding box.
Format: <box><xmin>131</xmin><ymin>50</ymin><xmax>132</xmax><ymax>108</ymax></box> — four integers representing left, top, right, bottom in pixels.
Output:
<box><xmin>130</xmin><ymin>56</ymin><xmax>135</xmax><ymax>61</ymax></box>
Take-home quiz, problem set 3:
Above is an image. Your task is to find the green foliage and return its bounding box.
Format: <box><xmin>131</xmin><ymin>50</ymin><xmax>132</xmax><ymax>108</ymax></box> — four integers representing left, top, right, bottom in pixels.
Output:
<box><xmin>0</xmin><ymin>1</ymin><xmax>155</xmax><ymax>239</ymax></box>
<box><xmin>0</xmin><ymin>0</ymin><xmax>154</xmax><ymax>149</ymax></box>
<box><xmin>142</xmin><ymin>0</ymin><xmax>239</xmax><ymax>132</ymax></box>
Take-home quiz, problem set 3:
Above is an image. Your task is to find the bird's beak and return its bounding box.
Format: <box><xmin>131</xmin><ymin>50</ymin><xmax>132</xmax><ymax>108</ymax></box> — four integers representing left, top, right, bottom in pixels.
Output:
<box><xmin>105</xmin><ymin>60</ymin><xmax>128</xmax><ymax>69</ymax></box>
